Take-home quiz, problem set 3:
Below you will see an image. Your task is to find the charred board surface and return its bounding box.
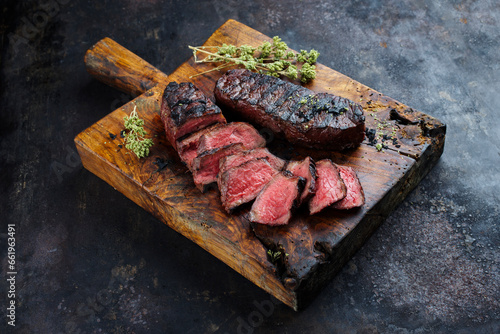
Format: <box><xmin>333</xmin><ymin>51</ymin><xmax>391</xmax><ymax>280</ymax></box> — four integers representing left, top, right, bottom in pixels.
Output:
<box><xmin>76</xmin><ymin>19</ymin><xmax>445</xmax><ymax>310</ymax></box>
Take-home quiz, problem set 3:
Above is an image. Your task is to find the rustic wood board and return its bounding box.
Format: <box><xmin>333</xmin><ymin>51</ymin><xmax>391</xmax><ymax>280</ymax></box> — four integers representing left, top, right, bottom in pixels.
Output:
<box><xmin>75</xmin><ymin>19</ymin><xmax>445</xmax><ymax>310</ymax></box>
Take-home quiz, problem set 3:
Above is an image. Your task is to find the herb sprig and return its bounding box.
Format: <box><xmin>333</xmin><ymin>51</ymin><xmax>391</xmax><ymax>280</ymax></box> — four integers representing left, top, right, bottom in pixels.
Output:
<box><xmin>123</xmin><ymin>106</ymin><xmax>154</xmax><ymax>158</ymax></box>
<box><xmin>267</xmin><ymin>249</ymin><xmax>289</xmax><ymax>263</ymax></box>
<box><xmin>189</xmin><ymin>36</ymin><xmax>319</xmax><ymax>83</ymax></box>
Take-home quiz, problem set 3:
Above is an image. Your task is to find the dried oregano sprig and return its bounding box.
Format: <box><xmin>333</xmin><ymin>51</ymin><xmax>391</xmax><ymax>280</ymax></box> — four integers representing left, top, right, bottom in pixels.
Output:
<box><xmin>189</xmin><ymin>36</ymin><xmax>319</xmax><ymax>83</ymax></box>
<box><xmin>123</xmin><ymin>106</ymin><xmax>154</xmax><ymax>158</ymax></box>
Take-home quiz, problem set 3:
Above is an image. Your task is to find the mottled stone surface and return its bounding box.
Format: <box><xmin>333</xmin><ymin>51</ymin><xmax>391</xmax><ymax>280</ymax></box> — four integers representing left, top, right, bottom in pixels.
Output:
<box><xmin>0</xmin><ymin>0</ymin><xmax>498</xmax><ymax>333</ymax></box>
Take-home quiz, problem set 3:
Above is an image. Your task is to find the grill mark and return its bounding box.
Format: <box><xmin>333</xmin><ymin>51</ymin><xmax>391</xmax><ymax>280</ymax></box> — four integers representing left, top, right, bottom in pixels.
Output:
<box><xmin>278</xmin><ymin>87</ymin><xmax>309</xmax><ymax>122</ymax></box>
<box><xmin>259</xmin><ymin>81</ymin><xmax>289</xmax><ymax>114</ymax></box>
<box><xmin>230</xmin><ymin>72</ymin><xmax>256</xmax><ymax>101</ymax></box>
<box><xmin>171</xmin><ymin>99</ymin><xmax>206</xmax><ymax>108</ymax></box>
<box><xmin>214</xmin><ymin>69</ymin><xmax>365</xmax><ymax>150</ymax></box>
<box><xmin>245</xmin><ymin>73</ymin><xmax>275</xmax><ymax>105</ymax></box>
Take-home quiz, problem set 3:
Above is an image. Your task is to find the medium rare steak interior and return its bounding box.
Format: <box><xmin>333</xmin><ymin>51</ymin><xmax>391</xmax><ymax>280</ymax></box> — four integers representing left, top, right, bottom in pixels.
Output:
<box><xmin>309</xmin><ymin>159</ymin><xmax>347</xmax><ymax>215</ymax></box>
<box><xmin>197</xmin><ymin>122</ymin><xmax>266</xmax><ymax>153</ymax></box>
<box><xmin>214</xmin><ymin>69</ymin><xmax>365</xmax><ymax>151</ymax></box>
<box><xmin>332</xmin><ymin>166</ymin><xmax>365</xmax><ymax>210</ymax></box>
<box><xmin>219</xmin><ymin>148</ymin><xmax>285</xmax><ymax>176</ymax></box>
<box><xmin>285</xmin><ymin>157</ymin><xmax>317</xmax><ymax>205</ymax></box>
<box><xmin>218</xmin><ymin>158</ymin><xmax>279</xmax><ymax>212</ymax></box>
<box><xmin>191</xmin><ymin>143</ymin><xmax>248</xmax><ymax>192</ymax></box>
<box><xmin>249</xmin><ymin>171</ymin><xmax>305</xmax><ymax>226</ymax></box>
<box><xmin>176</xmin><ymin>123</ymin><xmax>224</xmax><ymax>171</ymax></box>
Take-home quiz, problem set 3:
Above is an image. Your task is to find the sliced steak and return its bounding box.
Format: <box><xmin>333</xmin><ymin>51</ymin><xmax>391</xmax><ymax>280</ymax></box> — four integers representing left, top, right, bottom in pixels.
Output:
<box><xmin>176</xmin><ymin>123</ymin><xmax>224</xmax><ymax>171</ymax></box>
<box><xmin>218</xmin><ymin>158</ymin><xmax>279</xmax><ymax>212</ymax></box>
<box><xmin>249</xmin><ymin>171</ymin><xmax>305</xmax><ymax>226</ymax></box>
<box><xmin>308</xmin><ymin>159</ymin><xmax>346</xmax><ymax>215</ymax></box>
<box><xmin>192</xmin><ymin>143</ymin><xmax>247</xmax><ymax>192</ymax></box>
<box><xmin>196</xmin><ymin>122</ymin><xmax>266</xmax><ymax>154</ymax></box>
<box><xmin>331</xmin><ymin>166</ymin><xmax>365</xmax><ymax>210</ymax></box>
<box><xmin>219</xmin><ymin>147</ymin><xmax>285</xmax><ymax>176</ymax></box>
<box><xmin>161</xmin><ymin>81</ymin><xmax>226</xmax><ymax>147</ymax></box>
<box><xmin>214</xmin><ymin>69</ymin><xmax>365</xmax><ymax>151</ymax></box>
<box><xmin>285</xmin><ymin>156</ymin><xmax>317</xmax><ymax>205</ymax></box>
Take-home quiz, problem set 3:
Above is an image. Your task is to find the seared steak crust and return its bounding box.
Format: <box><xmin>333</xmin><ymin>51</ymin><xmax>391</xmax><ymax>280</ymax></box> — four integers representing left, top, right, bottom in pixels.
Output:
<box><xmin>214</xmin><ymin>69</ymin><xmax>365</xmax><ymax>151</ymax></box>
<box><xmin>161</xmin><ymin>82</ymin><xmax>226</xmax><ymax>146</ymax></box>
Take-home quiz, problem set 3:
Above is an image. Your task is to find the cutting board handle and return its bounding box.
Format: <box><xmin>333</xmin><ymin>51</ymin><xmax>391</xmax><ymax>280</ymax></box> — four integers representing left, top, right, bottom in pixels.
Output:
<box><xmin>84</xmin><ymin>37</ymin><xmax>169</xmax><ymax>96</ymax></box>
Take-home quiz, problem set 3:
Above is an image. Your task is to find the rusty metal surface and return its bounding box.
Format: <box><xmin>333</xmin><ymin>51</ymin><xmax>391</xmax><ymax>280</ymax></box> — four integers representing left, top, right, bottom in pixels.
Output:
<box><xmin>1</xmin><ymin>0</ymin><xmax>498</xmax><ymax>333</ymax></box>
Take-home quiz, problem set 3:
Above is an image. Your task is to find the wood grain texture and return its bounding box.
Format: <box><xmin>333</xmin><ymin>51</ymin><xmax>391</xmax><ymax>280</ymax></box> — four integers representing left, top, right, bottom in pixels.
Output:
<box><xmin>75</xmin><ymin>19</ymin><xmax>445</xmax><ymax>310</ymax></box>
<box><xmin>84</xmin><ymin>37</ymin><xmax>170</xmax><ymax>96</ymax></box>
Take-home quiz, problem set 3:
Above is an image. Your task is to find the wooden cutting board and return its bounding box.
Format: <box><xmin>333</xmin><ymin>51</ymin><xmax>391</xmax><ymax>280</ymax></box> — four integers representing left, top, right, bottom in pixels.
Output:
<box><xmin>75</xmin><ymin>19</ymin><xmax>445</xmax><ymax>310</ymax></box>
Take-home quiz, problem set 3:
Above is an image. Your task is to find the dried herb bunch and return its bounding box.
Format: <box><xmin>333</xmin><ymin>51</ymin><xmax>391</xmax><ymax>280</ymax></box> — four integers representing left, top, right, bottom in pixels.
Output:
<box><xmin>189</xmin><ymin>36</ymin><xmax>319</xmax><ymax>83</ymax></box>
<box><xmin>123</xmin><ymin>106</ymin><xmax>154</xmax><ymax>158</ymax></box>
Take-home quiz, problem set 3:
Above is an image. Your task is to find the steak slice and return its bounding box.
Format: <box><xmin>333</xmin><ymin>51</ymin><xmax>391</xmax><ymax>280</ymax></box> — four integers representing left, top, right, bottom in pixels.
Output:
<box><xmin>308</xmin><ymin>159</ymin><xmax>346</xmax><ymax>215</ymax></box>
<box><xmin>218</xmin><ymin>158</ymin><xmax>279</xmax><ymax>212</ymax></box>
<box><xmin>331</xmin><ymin>166</ymin><xmax>365</xmax><ymax>210</ymax></box>
<box><xmin>192</xmin><ymin>143</ymin><xmax>247</xmax><ymax>192</ymax></box>
<box><xmin>196</xmin><ymin>122</ymin><xmax>266</xmax><ymax>154</ymax></box>
<box><xmin>176</xmin><ymin>123</ymin><xmax>224</xmax><ymax>171</ymax></box>
<box><xmin>249</xmin><ymin>171</ymin><xmax>305</xmax><ymax>226</ymax></box>
<box><xmin>219</xmin><ymin>147</ymin><xmax>285</xmax><ymax>176</ymax></box>
<box><xmin>161</xmin><ymin>82</ymin><xmax>226</xmax><ymax>147</ymax></box>
<box><xmin>214</xmin><ymin>69</ymin><xmax>365</xmax><ymax>151</ymax></box>
<box><xmin>285</xmin><ymin>156</ymin><xmax>317</xmax><ymax>205</ymax></box>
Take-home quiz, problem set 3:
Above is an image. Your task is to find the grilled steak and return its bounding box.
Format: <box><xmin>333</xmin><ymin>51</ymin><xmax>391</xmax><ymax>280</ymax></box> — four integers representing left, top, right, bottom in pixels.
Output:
<box><xmin>308</xmin><ymin>159</ymin><xmax>346</xmax><ymax>214</ymax></box>
<box><xmin>285</xmin><ymin>156</ymin><xmax>317</xmax><ymax>205</ymax></box>
<box><xmin>249</xmin><ymin>171</ymin><xmax>305</xmax><ymax>226</ymax></box>
<box><xmin>161</xmin><ymin>82</ymin><xmax>226</xmax><ymax>147</ymax></box>
<box><xmin>176</xmin><ymin>123</ymin><xmax>224</xmax><ymax>171</ymax></box>
<box><xmin>219</xmin><ymin>147</ymin><xmax>285</xmax><ymax>176</ymax></box>
<box><xmin>214</xmin><ymin>69</ymin><xmax>365</xmax><ymax>151</ymax></box>
<box><xmin>196</xmin><ymin>122</ymin><xmax>266</xmax><ymax>154</ymax></box>
<box><xmin>161</xmin><ymin>78</ymin><xmax>364</xmax><ymax>222</ymax></box>
<box><xmin>192</xmin><ymin>143</ymin><xmax>247</xmax><ymax>192</ymax></box>
<box><xmin>331</xmin><ymin>166</ymin><xmax>365</xmax><ymax>210</ymax></box>
<box><xmin>218</xmin><ymin>158</ymin><xmax>279</xmax><ymax>212</ymax></box>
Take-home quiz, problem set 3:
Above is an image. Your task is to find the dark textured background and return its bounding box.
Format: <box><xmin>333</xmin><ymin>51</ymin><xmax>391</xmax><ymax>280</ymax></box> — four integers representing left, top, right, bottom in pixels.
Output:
<box><xmin>1</xmin><ymin>1</ymin><xmax>499</xmax><ymax>333</ymax></box>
